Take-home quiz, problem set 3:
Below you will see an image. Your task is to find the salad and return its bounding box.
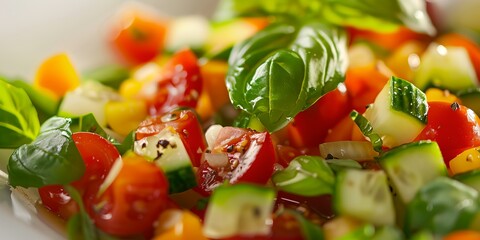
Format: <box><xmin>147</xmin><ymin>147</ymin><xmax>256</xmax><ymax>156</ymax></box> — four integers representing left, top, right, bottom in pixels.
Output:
<box><xmin>2</xmin><ymin>0</ymin><xmax>480</xmax><ymax>239</ymax></box>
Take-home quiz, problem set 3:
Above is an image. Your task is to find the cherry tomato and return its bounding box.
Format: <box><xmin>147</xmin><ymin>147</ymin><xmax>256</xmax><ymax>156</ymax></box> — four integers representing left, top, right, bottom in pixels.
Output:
<box><xmin>38</xmin><ymin>132</ymin><xmax>120</xmax><ymax>219</ymax></box>
<box><xmin>415</xmin><ymin>101</ymin><xmax>480</xmax><ymax>166</ymax></box>
<box><xmin>146</xmin><ymin>49</ymin><xmax>203</xmax><ymax>116</ymax></box>
<box><xmin>110</xmin><ymin>8</ymin><xmax>167</xmax><ymax>64</ymax></box>
<box><xmin>196</xmin><ymin>127</ymin><xmax>276</xmax><ymax>195</ymax></box>
<box><xmin>136</xmin><ymin>108</ymin><xmax>207</xmax><ymax>167</ymax></box>
<box><xmin>287</xmin><ymin>86</ymin><xmax>351</xmax><ymax>148</ymax></box>
<box><xmin>92</xmin><ymin>155</ymin><xmax>169</xmax><ymax>237</ymax></box>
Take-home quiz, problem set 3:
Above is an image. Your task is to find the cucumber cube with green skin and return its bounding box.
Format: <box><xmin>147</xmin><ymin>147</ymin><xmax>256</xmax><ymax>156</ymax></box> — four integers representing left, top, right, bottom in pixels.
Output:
<box><xmin>415</xmin><ymin>43</ymin><xmax>479</xmax><ymax>91</ymax></box>
<box><xmin>334</xmin><ymin>169</ymin><xmax>395</xmax><ymax>226</ymax></box>
<box><xmin>364</xmin><ymin>76</ymin><xmax>428</xmax><ymax>148</ymax></box>
<box><xmin>379</xmin><ymin>141</ymin><xmax>448</xmax><ymax>204</ymax></box>
<box><xmin>203</xmin><ymin>184</ymin><xmax>276</xmax><ymax>239</ymax></box>
<box><xmin>134</xmin><ymin>127</ymin><xmax>197</xmax><ymax>193</ymax></box>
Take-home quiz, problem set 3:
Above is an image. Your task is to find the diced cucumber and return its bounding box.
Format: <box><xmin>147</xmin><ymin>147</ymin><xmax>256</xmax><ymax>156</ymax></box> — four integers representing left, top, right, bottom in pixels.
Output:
<box><xmin>82</xmin><ymin>64</ymin><xmax>130</xmax><ymax>90</ymax></box>
<box><xmin>334</xmin><ymin>169</ymin><xmax>395</xmax><ymax>226</ymax></box>
<box><xmin>134</xmin><ymin>127</ymin><xmax>196</xmax><ymax>193</ymax></box>
<box><xmin>414</xmin><ymin>43</ymin><xmax>479</xmax><ymax>91</ymax></box>
<box><xmin>379</xmin><ymin>141</ymin><xmax>447</xmax><ymax>204</ymax></box>
<box><xmin>457</xmin><ymin>87</ymin><xmax>480</xmax><ymax>116</ymax></box>
<box><xmin>58</xmin><ymin>81</ymin><xmax>120</xmax><ymax>127</ymax></box>
<box><xmin>364</xmin><ymin>76</ymin><xmax>428</xmax><ymax>148</ymax></box>
<box><xmin>454</xmin><ymin>169</ymin><xmax>480</xmax><ymax>192</ymax></box>
<box><xmin>203</xmin><ymin>183</ymin><xmax>275</xmax><ymax>239</ymax></box>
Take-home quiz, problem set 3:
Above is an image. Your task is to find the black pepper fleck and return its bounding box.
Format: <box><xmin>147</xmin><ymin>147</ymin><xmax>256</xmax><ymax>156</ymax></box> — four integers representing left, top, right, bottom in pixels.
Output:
<box><xmin>451</xmin><ymin>102</ymin><xmax>460</xmax><ymax>111</ymax></box>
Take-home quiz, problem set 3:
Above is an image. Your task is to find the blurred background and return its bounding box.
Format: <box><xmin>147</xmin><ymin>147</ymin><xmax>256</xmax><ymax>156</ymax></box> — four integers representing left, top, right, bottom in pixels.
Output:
<box><xmin>0</xmin><ymin>0</ymin><xmax>219</xmax><ymax>80</ymax></box>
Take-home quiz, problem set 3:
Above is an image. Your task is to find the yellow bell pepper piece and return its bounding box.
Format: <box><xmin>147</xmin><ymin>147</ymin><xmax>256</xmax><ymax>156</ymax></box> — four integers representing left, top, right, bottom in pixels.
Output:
<box><xmin>450</xmin><ymin>147</ymin><xmax>480</xmax><ymax>175</ymax></box>
<box><xmin>34</xmin><ymin>53</ymin><xmax>80</xmax><ymax>99</ymax></box>
<box><xmin>105</xmin><ymin>99</ymin><xmax>147</xmax><ymax>136</ymax></box>
<box><xmin>425</xmin><ymin>88</ymin><xmax>462</xmax><ymax>104</ymax></box>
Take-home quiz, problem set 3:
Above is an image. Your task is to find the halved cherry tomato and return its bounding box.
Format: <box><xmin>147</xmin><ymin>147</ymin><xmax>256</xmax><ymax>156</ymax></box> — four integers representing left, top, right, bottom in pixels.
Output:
<box><xmin>196</xmin><ymin>127</ymin><xmax>276</xmax><ymax>195</ymax></box>
<box><xmin>436</xmin><ymin>33</ymin><xmax>480</xmax><ymax>80</ymax></box>
<box><xmin>92</xmin><ymin>154</ymin><xmax>169</xmax><ymax>237</ymax></box>
<box><xmin>287</xmin><ymin>86</ymin><xmax>351</xmax><ymax>149</ymax></box>
<box><xmin>415</xmin><ymin>101</ymin><xmax>480</xmax><ymax>167</ymax></box>
<box><xmin>136</xmin><ymin>108</ymin><xmax>207</xmax><ymax>167</ymax></box>
<box><xmin>110</xmin><ymin>7</ymin><xmax>167</xmax><ymax>64</ymax></box>
<box><xmin>146</xmin><ymin>49</ymin><xmax>203</xmax><ymax>116</ymax></box>
<box><xmin>38</xmin><ymin>132</ymin><xmax>120</xmax><ymax>219</ymax></box>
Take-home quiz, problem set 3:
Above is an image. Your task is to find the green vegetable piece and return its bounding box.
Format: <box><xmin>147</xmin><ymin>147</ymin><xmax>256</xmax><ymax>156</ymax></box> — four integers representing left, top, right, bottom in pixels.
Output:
<box><xmin>0</xmin><ymin>79</ymin><xmax>40</xmax><ymax>148</ymax></box>
<box><xmin>350</xmin><ymin>110</ymin><xmax>383</xmax><ymax>152</ymax></box>
<box><xmin>227</xmin><ymin>21</ymin><xmax>347</xmax><ymax>132</ymax></box>
<box><xmin>325</xmin><ymin>159</ymin><xmax>362</xmax><ymax>174</ymax></box>
<box><xmin>65</xmin><ymin>185</ymin><xmax>98</xmax><ymax>240</ymax></box>
<box><xmin>7</xmin><ymin>117</ymin><xmax>85</xmax><ymax>188</ymax></box>
<box><xmin>83</xmin><ymin>64</ymin><xmax>130</xmax><ymax>90</ymax></box>
<box><xmin>404</xmin><ymin>177</ymin><xmax>480</xmax><ymax>237</ymax></box>
<box><xmin>454</xmin><ymin>169</ymin><xmax>480</xmax><ymax>192</ymax></box>
<box><xmin>322</xmin><ymin>0</ymin><xmax>435</xmax><ymax>35</ymax></box>
<box><xmin>6</xmin><ymin>78</ymin><xmax>58</xmax><ymax>123</ymax></box>
<box><xmin>272</xmin><ymin>156</ymin><xmax>335</xmax><ymax>196</ymax></box>
<box><xmin>284</xmin><ymin>209</ymin><xmax>324</xmax><ymax>240</ymax></box>
<box><xmin>70</xmin><ymin>113</ymin><xmax>119</xmax><ymax>146</ymax></box>
<box><xmin>457</xmin><ymin>87</ymin><xmax>480</xmax><ymax>117</ymax></box>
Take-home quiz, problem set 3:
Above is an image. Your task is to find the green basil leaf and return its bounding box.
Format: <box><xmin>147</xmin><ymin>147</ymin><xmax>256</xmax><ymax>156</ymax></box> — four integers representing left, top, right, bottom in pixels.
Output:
<box><xmin>0</xmin><ymin>79</ymin><xmax>40</xmax><ymax>148</ymax></box>
<box><xmin>325</xmin><ymin>159</ymin><xmax>362</xmax><ymax>174</ymax></box>
<box><xmin>70</xmin><ymin>113</ymin><xmax>119</xmax><ymax>146</ymax></box>
<box><xmin>213</xmin><ymin>0</ymin><xmax>322</xmax><ymax>21</ymax></box>
<box><xmin>350</xmin><ymin>110</ymin><xmax>383</xmax><ymax>152</ymax></box>
<box><xmin>1</xmin><ymin>76</ymin><xmax>59</xmax><ymax>123</ymax></box>
<box><xmin>404</xmin><ymin>177</ymin><xmax>480</xmax><ymax>237</ymax></box>
<box><xmin>117</xmin><ymin>130</ymin><xmax>135</xmax><ymax>155</ymax></box>
<box><xmin>233</xmin><ymin>111</ymin><xmax>265</xmax><ymax>132</ymax></box>
<box><xmin>272</xmin><ymin>156</ymin><xmax>335</xmax><ymax>196</ymax></box>
<box><xmin>65</xmin><ymin>185</ymin><xmax>98</xmax><ymax>240</ymax></box>
<box><xmin>7</xmin><ymin>117</ymin><xmax>85</xmax><ymax>188</ymax></box>
<box><xmin>322</xmin><ymin>0</ymin><xmax>436</xmax><ymax>35</ymax></box>
<box><xmin>227</xmin><ymin>21</ymin><xmax>347</xmax><ymax>132</ymax></box>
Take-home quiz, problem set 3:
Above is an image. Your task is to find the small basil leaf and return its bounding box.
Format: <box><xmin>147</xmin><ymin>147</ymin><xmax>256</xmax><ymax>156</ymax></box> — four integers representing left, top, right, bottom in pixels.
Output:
<box><xmin>350</xmin><ymin>110</ymin><xmax>383</xmax><ymax>152</ymax></box>
<box><xmin>404</xmin><ymin>177</ymin><xmax>480</xmax><ymax>237</ymax></box>
<box><xmin>7</xmin><ymin>117</ymin><xmax>85</xmax><ymax>188</ymax></box>
<box><xmin>0</xmin><ymin>79</ymin><xmax>40</xmax><ymax>148</ymax></box>
<box><xmin>117</xmin><ymin>130</ymin><xmax>135</xmax><ymax>155</ymax></box>
<box><xmin>70</xmin><ymin>113</ymin><xmax>119</xmax><ymax>146</ymax></box>
<box><xmin>325</xmin><ymin>159</ymin><xmax>362</xmax><ymax>174</ymax></box>
<box><xmin>272</xmin><ymin>156</ymin><xmax>335</xmax><ymax>196</ymax></box>
<box><xmin>322</xmin><ymin>0</ymin><xmax>435</xmax><ymax>35</ymax></box>
<box><xmin>227</xmin><ymin>21</ymin><xmax>347</xmax><ymax>132</ymax></box>
<box><xmin>65</xmin><ymin>185</ymin><xmax>98</xmax><ymax>240</ymax></box>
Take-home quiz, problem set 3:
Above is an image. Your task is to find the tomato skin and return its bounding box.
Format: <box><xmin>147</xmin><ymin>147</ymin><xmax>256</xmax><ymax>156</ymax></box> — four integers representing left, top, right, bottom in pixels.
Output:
<box><xmin>92</xmin><ymin>155</ymin><xmax>169</xmax><ymax>237</ymax></box>
<box><xmin>147</xmin><ymin>49</ymin><xmax>203</xmax><ymax>116</ymax></box>
<box><xmin>287</xmin><ymin>86</ymin><xmax>351</xmax><ymax>148</ymax></box>
<box><xmin>196</xmin><ymin>127</ymin><xmax>276</xmax><ymax>195</ymax></box>
<box><xmin>110</xmin><ymin>9</ymin><xmax>167</xmax><ymax>64</ymax></box>
<box><xmin>415</xmin><ymin>102</ymin><xmax>480</xmax><ymax>166</ymax></box>
<box><xmin>136</xmin><ymin>108</ymin><xmax>207</xmax><ymax>167</ymax></box>
<box><xmin>38</xmin><ymin>132</ymin><xmax>120</xmax><ymax>219</ymax></box>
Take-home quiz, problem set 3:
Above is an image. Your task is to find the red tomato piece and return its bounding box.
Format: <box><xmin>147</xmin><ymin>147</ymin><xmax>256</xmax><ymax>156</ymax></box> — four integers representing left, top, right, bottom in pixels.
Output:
<box><xmin>287</xmin><ymin>86</ymin><xmax>351</xmax><ymax>148</ymax></box>
<box><xmin>415</xmin><ymin>101</ymin><xmax>480</xmax><ymax>166</ymax></box>
<box><xmin>347</xmin><ymin>26</ymin><xmax>430</xmax><ymax>51</ymax></box>
<box><xmin>92</xmin><ymin>155</ymin><xmax>169</xmax><ymax>237</ymax></box>
<box><xmin>110</xmin><ymin>8</ymin><xmax>167</xmax><ymax>64</ymax></box>
<box><xmin>38</xmin><ymin>132</ymin><xmax>120</xmax><ymax>219</ymax></box>
<box><xmin>136</xmin><ymin>108</ymin><xmax>207</xmax><ymax>167</ymax></box>
<box><xmin>146</xmin><ymin>49</ymin><xmax>203</xmax><ymax>116</ymax></box>
<box><xmin>196</xmin><ymin>127</ymin><xmax>276</xmax><ymax>195</ymax></box>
